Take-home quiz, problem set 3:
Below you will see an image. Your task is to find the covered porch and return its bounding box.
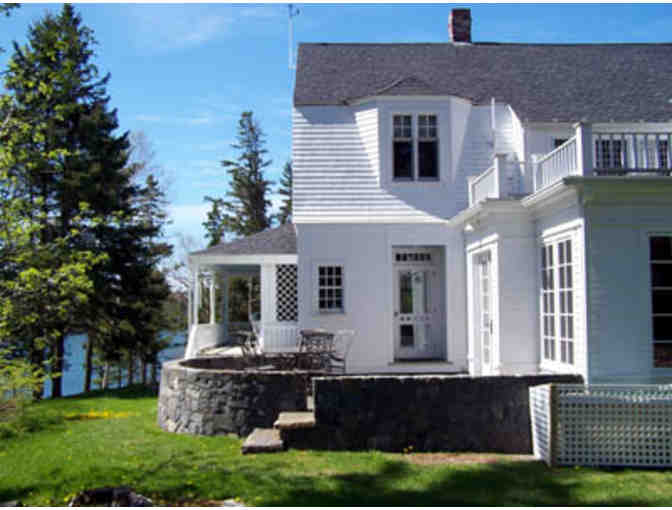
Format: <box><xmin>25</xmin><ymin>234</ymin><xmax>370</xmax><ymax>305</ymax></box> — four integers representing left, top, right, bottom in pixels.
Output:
<box><xmin>184</xmin><ymin>224</ymin><xmax>300</xmax><ymax>359</ymax></box>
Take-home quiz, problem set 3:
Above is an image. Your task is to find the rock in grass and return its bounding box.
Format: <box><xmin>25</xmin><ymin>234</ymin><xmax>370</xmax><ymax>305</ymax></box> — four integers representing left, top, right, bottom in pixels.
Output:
<box><xmin>68</xmin><ymin>487</ymin><xmax>152</xmax><ymax>507</ymax></box>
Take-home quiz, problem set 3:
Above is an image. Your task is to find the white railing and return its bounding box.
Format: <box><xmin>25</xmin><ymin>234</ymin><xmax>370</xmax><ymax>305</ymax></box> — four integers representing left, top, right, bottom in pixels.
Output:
<box><xmin>530</xmin><ymin>384</ymin><xmax>672</xmax><ymax>467</ymax></box>
<box><xmin>259</xmin><ymin>322</ymin><xmax>300</xmax><ymax>353</ymax></box>
<box><xmin>468</xmin><ymin>154</ymin><xmax>514</xmax><ymax>206</ymax></box>
<box><xmin>532</xmin><ymin>124</ymin><xmax>672</xmax><ymax>193</ymax></box>
<box><xmin>534</xmin><ymin>136</ymin><xmax>578</xmax><ymax>190</ymax></box>
<box><xmin>593</xmin><ymin>132</ymin><xmax>672</xmax><ymax>173</ymax></box>
<box><xmin>469</xmin><ymin>165</ymin><xmax>496</xmax><ymax>205</ymax></box>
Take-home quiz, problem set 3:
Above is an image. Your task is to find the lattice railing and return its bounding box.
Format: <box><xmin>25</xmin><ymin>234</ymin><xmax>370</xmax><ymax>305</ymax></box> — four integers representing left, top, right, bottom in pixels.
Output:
<box><xmin>530</xmin><ymin>384</ymin><xmax>672</xmax><ymax>467</ymax></box>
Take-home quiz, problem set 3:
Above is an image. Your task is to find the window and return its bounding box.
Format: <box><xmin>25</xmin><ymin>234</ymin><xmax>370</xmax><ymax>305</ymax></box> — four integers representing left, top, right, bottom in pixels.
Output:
<box><xmin>658</xmin><ymin>140</ymin><xmax>669</xmax><ymax>170</ymax></box>
<box><xmin>541</xmin><ymin>239</ymin><xmax>574</xmax><ymax>365</ymax></box>
<box><xmin>595</xmin><ymin>139</ymin><xmax>626</xmax><ymax>169</ymax></box>
<box><xmin>553</xmin><ymin>138</ymin><xmax>569</xmax><ymax>150</ymax></box>
<box><xmin>317</xmin><ymin>265</ymin><xmax>344</xmax><ymax>313</ymax></box>
<box><xmin>646</xmin><ymin>139</ymin><xmax>669</xmax><ymax>170</ymax></box>
<box><xmin>393</xmin><ymin>115</ymin><xmax>413</xmax><ymax>179</ymax></box>
<box><xmin>418</xmin><ymin>115</ymin><xmax>438</xmax><ymax>179</ymax></box>
<box><xmin>392</xmin><ymin>114</ymin><xmax>439</xmax><ymax>180</ymax></box>
<box><xmin>650</xmin><ymin>236</ymin><xmax>672</xmax><ymax>368</ymax></box>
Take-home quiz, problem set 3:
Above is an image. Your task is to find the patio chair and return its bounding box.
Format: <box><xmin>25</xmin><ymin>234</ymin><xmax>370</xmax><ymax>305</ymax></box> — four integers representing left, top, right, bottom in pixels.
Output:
<box><xmin>298</xmin><ymin>329</ymin><xmax>335</xmax><ymax>371</ymax></box>
<box><xmin>230</xmin><ymin>330</ymin><xmax>260</xmax><ymax>362</ymax></box>
<box><xmin>329</xmin><ymin>329</ymin><xmax>355</xmax><ymax>374</ymax></box>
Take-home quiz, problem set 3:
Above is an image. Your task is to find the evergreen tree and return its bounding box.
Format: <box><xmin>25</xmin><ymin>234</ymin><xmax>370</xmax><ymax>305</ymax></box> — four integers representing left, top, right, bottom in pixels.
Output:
<box><xmin>202</xmin><ymin>196</ymin><xmax>226</xmax><ymax>247</ymax></box>
<box><xmin>277</xmin><ymin>160</ymin><xmax>293</xmax><ymax>224</ymax></box>
<box><xmin>218</xmin><ymin>111</ymin><xmax>274</xmax><ymax>237</ymax></box>
<box><xmin>1</xmin><ymin>5</ymin><xmax>132</xmax><ymax>397</ymax></box>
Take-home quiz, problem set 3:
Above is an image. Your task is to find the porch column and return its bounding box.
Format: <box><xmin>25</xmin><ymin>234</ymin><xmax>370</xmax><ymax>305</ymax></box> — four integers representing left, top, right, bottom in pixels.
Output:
<box><xmin>209</xmin><ymin>274</ymin><xmax>216</xmax><ymax>325</ymax></box>
<box><xmin>187</xmin><ymin>279</ymin><xmax>193</xmax><ymax>330</ymax></box>
<box><xmin>575</xmin><ymin>122</ymin><xmax>593</xmax><ymax>177</ymax></box>
<box><xmin>220</xmin><ymin>271</ymin><xmax>229</xmax><ymax>339</ymax></box>
<box><xmin>260</xmin><ymin>263</ymin><xmax>277</xmax><ymax>324</ymax></box>
<box><xmin>193</xmin><ymin>266</ymin><xmax>201</xmax><ymax>326</ymax></box>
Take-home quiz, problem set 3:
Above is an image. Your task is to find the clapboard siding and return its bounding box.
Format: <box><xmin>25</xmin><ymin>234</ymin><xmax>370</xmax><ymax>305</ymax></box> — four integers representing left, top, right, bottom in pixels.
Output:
<box><xmin>293</xmin><ymin>99</ymin><xmax>521</xmax><ymax>223</ymax></box>
<box><xmin>355</xmin><ymin>107</ymin><xmax>380</xmax><ymax>182</ymax></box>
<box><xmin>293</xmin><ymin>105</ymin><xmax>445</xmax><ymax>223</ymax></box>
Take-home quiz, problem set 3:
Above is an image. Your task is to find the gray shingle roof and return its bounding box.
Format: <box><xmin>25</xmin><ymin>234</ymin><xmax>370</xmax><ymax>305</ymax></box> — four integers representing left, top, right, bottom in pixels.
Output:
<box><xmin>294</xmin><ymin>43</ymin><xmax>672</xmax><ymax>123</ymax></box>
<box><xmin>190</xmin><ymin>223</ymin><xmax>296</xmax><ymax>257</ymax></box>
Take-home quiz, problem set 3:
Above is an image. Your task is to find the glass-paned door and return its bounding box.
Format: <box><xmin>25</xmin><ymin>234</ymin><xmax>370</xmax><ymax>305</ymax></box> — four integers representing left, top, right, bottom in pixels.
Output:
<box><xmin>394</xmin><ymin>268</ymin><xmax>434</xmax><ymax>359</ymax></box>
<box><xmin>477</xmin><ymin>253</ymin><xmax>495</xmax><ymax>374</ymax></box>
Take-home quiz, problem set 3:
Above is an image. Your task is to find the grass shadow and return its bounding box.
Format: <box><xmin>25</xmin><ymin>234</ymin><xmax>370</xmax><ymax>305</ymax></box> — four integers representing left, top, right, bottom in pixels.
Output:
<box><xmin>225</xmin><ymin>458</ymin><xmax>663</xmax><ymax>506</ymax></box>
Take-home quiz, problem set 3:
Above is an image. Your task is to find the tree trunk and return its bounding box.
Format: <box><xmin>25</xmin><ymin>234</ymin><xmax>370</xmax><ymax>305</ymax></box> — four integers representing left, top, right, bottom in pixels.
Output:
<box><xmin>127</xmin><ymin>354</ymin><xmax>134</xmax><ymax>386</ymax></box>
<box><xmin>117</xmin><ymin>363</ymin><xmax>122</xmax><ymax>388</ymax></box>
<box><xmin>84</xmin><ymin>333</ymin><xmax>94</xmax><ymax>393</ymax></box>
<box><xmin>50</xmin><ymin>334</ymin><xmax>65</xmax><ymax>398</ymax></box>
<box><xmin>141</xmin><ymin>360</ymin><xmax>147</xmax><ymax>385</ymax></box>
<box><xmin>151</xmin><ymin>363</ymin><xmax>158</xmax><ymax>386</ymax></box>
<box><xmin>102</xmin><ymin>362</ymin><xmax>109</xmax><ymax>390</ymax></box>
<box><xmin>30</xmin><ymin>344</ymin><xmax>45</xmax><ymax>400</ymax></box>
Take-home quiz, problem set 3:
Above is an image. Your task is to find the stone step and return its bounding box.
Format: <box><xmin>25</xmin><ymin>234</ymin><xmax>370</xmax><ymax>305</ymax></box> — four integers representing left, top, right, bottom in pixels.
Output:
<box><xmin>274</xmin><ymin>411</ymin><xmax>316</xmax><ymax>430</ymax></box>
<box><xmin>241</xmin><ymin>428</ymin><xmax>284</xmax><ymax>454</ymax></box>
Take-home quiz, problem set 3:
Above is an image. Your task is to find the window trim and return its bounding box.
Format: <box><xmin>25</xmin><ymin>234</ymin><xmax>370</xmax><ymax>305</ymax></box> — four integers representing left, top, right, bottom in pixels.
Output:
<box><xmin>391</xmin><ymin>113</ymin><xmax>440</xmax><ymax>182</ymax></box>
<box><xmin>313</xmin><ymin>262</ymin><xmax>346</xmax><ymax>315</ymax></box>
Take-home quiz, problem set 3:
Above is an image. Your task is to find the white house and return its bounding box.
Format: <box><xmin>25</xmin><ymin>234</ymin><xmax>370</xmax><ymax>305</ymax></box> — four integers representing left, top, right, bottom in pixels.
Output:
<box><xmin>187</xmin><ymin>9</ymin><xmax>672</xmax><ymax>384</ymax></box>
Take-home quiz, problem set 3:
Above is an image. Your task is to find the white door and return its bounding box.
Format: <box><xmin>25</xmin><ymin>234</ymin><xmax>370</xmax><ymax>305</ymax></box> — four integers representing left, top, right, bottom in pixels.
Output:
<box><xmin>477</xmin><ymin>253</ymin><xmax>495</xmax><ymax>374</ymax></box>
<box><xmin>394</xmin><ymin>266</ymin><xmax>438</xmax><ymax>359</ymax></box>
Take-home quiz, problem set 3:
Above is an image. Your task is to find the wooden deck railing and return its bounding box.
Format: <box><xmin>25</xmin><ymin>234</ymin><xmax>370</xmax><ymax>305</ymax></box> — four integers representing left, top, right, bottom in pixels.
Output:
<box><xmin>533</xmin><ymin>123</ymin><xmax>672</xmax><ymax>193</ymax></box>
<box><xmin>468</xmin><ymin>154</ymin><xmax>512</xmax><ymax>206</ymax></box>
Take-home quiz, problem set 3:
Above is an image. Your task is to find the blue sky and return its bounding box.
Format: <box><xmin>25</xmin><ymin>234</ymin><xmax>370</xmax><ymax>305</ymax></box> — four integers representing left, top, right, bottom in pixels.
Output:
<box><xmin>2</xmin><ymin>2</ymin><xmax>672</xmax><ymax>252</ymax></box>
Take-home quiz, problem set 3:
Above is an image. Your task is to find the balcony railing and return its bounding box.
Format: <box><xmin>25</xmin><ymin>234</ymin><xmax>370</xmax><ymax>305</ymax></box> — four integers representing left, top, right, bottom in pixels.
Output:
<box><xmin>468</xmin><ymin>154</ymin><xmax>518</xmax><ymax>206</ymax></box>
<box><xmin>534</xmin><ymin>137</ymin><xmax>578</xmax><ymax>190</ymax></box>
<box><xmin>533</xmin><ymin>123</ymin><xmax>672</xmax><ymax>192</ymax></box>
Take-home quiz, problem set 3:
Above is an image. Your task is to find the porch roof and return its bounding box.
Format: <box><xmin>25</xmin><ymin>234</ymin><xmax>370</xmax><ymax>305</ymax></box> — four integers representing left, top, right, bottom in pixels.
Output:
<box><xmin>189</xmin><ymin>223</ymin><xmax>297</xmax><ymax>266</ymax></box>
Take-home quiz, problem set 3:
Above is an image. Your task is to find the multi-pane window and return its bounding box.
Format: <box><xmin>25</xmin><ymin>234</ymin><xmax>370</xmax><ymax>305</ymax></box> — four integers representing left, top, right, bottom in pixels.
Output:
<box><xmin>541</xmin><ymin>245</ymin><xmax>556</xmax><ymax>361</ymax></box>
<box><xmin>595</xmin><ymin>139</ymin><xmax>626</xmax><ymax>169</ymax></box>
<box><xmin>393</xmin><ymin>115</ymin><xmax>413</xmax><ymax>179</ymax></box>
<box><xmin>650</xmin><ymin>236</ymin><xmax>672</xmax><ymax>368</ymax></box>
<box><xmin>392</xmin><ymin>114</ymin><xmax>439</xmax><ymax>180</ymax></box>
<box><xmin>317</xmin><ymin>265</ymin><xmax>344</xmax><ymax>313</ymax></box>
<box><xmin>541</xmin><ymin>239</ymin><xmax>575</xmax><ymax>365</ymax></box>
<box><xmin>558</xmin><ymin>241</ymin><xmax>574</xmax><ymax>364</ymax></box>
<box><xmin>648</xmin><ymin>140</ymin><xmax>670</xmax><ymax>170</ymax></box>
<box><xmin>658</xmin><ymin>140</ymin><xmax>670</xmax><ymax>170</ymax></box>
<box><xmin>418</xmin><ymin>115</ymin><xmax>438</xmax><ymax>179</ymax></box>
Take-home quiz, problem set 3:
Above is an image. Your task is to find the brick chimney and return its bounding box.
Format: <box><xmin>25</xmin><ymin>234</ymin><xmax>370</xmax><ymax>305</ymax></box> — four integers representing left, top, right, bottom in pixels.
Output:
<box><xmin>449</xmin><ymin>8</ymin><xmax>472</xmax><ymax>43</ymax></box>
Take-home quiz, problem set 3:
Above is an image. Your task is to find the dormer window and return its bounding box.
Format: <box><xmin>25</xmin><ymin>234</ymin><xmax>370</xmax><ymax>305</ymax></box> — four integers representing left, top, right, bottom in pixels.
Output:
<box><xmin>393</xmin><ymin>114</ymin><xmax>439</xmax><ymax>181</ymax></box>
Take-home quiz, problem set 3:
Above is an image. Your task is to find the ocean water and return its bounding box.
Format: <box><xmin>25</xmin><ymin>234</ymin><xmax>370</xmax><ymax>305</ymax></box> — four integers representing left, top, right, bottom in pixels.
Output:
<box><xmin>42</xmin><ymin>332</ymin><xmax>186</xmax><ymax>398</ymax></box>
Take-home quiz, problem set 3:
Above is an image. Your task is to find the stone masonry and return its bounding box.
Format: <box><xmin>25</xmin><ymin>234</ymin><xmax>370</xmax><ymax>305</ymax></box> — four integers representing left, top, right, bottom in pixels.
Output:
<box><xmin>310</xmin><ymin>374</ymin><xmax>583</xmax><ymax>453</ymax></box>
<box><xmin>158</xmin><ymin>359</ymin><xmax>317</xmax><ymax>437</ymax></box>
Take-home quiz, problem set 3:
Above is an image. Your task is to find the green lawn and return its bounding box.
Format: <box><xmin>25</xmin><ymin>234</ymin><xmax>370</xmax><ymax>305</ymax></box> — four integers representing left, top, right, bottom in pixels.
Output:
<box><xmin>1</xmin><ymin>386</ymin><xmax>672</xmax><ymax>506</ymax></box>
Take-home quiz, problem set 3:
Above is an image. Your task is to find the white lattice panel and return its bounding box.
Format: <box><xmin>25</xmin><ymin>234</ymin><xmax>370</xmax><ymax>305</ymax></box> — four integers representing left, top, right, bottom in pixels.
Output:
<box><xmin>530</xmin><ymin>384</ymin><xmax>672</xmax><ymax>467</ymax></box>
<box><xmin>529</xmin><ymin>385</ymin><xmax>552</xmax><ymax>465</ymax></box>
<box><xmin>276</xmin><ymin>264</ymin><xmax>298</xmax><ymax>322</ymax></box>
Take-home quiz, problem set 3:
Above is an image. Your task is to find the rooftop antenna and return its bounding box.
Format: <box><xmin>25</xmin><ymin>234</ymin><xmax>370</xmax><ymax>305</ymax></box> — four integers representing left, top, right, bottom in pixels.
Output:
<box><xmin>288</xmin><ymin>4</ymin><xmax>300</xmax><ymax>70</ymax></box>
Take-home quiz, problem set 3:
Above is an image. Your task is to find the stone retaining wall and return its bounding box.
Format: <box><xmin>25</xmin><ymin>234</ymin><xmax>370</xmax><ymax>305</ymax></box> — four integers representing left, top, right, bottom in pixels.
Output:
<box><xmin>311</xmin><ymin>374</ymin><xmax>583</xmax><ymax>453</ymax></box>
<box><xmin>158</xmin><ymin>359</ymin><xmax>320</xmax><ymax>436</ymax></box>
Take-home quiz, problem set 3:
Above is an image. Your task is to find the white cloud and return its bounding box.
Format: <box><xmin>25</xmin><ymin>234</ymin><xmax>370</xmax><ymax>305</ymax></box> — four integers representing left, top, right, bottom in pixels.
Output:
<box><xmin>134</xmin><ymin>112</ymin><xmax>220</xmax><ymax>127</ymax></box>
<box><xmin>125</xmin><ymin>5</ymin><xmax>233</xmax><ymax>51</ymax></box>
